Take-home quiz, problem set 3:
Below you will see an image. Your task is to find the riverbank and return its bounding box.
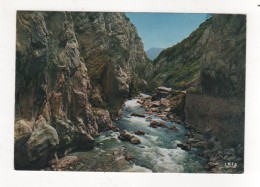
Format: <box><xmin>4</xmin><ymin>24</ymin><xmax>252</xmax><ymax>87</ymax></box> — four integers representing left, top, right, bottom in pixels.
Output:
<box><xmin>136</xmin><ymin>89</ymin><xmax>244</xmax><ymax>173</ymax></box>
<box><xmin>45</xmin><ymin>88</ymin><xmax>243</xmax><ymax>173</ymax></box>
<box><xmin>46</xmin><ymin>96</ymin><xmax>207</xmax><ymax>172</ymax></box>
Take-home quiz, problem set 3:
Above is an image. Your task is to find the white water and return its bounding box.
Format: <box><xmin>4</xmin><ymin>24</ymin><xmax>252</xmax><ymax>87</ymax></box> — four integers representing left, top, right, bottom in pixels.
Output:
<box><xmin>112</xmin><ymin>99</ymin><xmax>206</xmax><ymax>173</ymax></box>
<box><xmin>72</xmin><ymin>98</ymin><xmax>206</xmax><ymax>173</ymax></box>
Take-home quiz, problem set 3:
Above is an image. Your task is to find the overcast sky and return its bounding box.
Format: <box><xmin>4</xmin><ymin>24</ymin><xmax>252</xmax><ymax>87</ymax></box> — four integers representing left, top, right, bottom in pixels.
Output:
<box><xmin>125</xmin><ymin>13</ymin><xmax>208</xmax><ymax>50</ymax></box>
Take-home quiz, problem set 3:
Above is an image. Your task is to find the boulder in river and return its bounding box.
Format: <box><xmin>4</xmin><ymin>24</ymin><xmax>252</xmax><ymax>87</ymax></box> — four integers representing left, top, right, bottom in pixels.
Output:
<box><xmin>137</xmin><ymin>100</ymin><xmax>144</xmax><ymax>105</ymax></box>
<box><xmin>151</xmin><ymin>87</ymin><xmax>172</xmax><ymax>100</ymax></box>
<box><xmin>169</xmin><ymin>126</ymin><xmax>178</xmax><ymax>132</ymax></box>
<box><xmin>145</xmin><ymin>116</ymin><xmax>153</xmax><ymax>121</ymax></box>
<box><xmin>130</xmin><ymin>113</ymin><xmax>146</xmax><ymax>118</ymax></box>
<box><xmin>177</xmin><ymin>143</ymin><xmax>191</xmax><ymax>151</ymax></box>
<box><xmin>149</xmin><ymin>121</ymin><xmax>168</xmax><ymax>128</ymax></box>
<box><xmin>150</xmin><ymin>101</ymin><xmax>160</xmax><ymax>108</ymax></box>
<box><xmin>150</xmin><ymin>120</ymin><xmax>158</xmax><ymax>126</ymax></box>
<box><xmin>142</xmin><ymin>99</ymin><xmax>151</xmax><ymax>108</ymax></box>
<box><xmin>119</xmin><ymin>130</ymin><xmax>135</xmax><ymax>141</ymax></box>
<box><xmin>134</xmin><ymin>130</ymin><xmax>145</xmax><ymax>135</ymax></box>
<box><xmin>164</xmin><ymin>107</ymin><xmax>171</xmax><ymax>112</ymax></box>
<box><xmin>145</xmin><ymin>111</ymin><xmax>153</xmax><ymax>114</ymax></box>
<box><xmin>150</xmin><ymin>122</ymin><xmax>158</xmax><ymax>128</ymax></box>
<box><xmin>151</xmin><ymin>108</ymin><xmax>159</xmax><ymax>112</ymax></box>
<box><xmin>110</xmin><ymin>126</ymin><xmax>120</xmax><ymax>132</ymax></box>
<box><xmin>157</xmin><ymin>114</ymin><xmax>167</xmax><ymax>118</ymax></box>
<box><xmin>130</xmin><ymin>137</ymin><xmax>141</xmax><ymax>144</ymax></box>
<box><xmin>119</xmin><ymin>130</ymin><xmax>141</xmax><ymax>144</ymax></box>
<box><xmin>157</xmin><ymin>122</ymin><xmax>168</xmax><ymax>128</ymax></box>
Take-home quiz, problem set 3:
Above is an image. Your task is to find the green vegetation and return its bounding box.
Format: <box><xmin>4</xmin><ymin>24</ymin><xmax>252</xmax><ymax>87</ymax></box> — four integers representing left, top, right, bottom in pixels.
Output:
<box><xmin>154</xmin><ymin>17</ymin><xmax>212</xmax><ymax>64</ymax></box>
<box><xmin>146</xmin><ymin>56</ymin><xmax>153</xmax><ymax>64</ymax></box>
<box><xmin>151</xmin><ymin>17</ymin><xmax>213</xmax><ymax>90</ymax></box>
<box><xmin>128</xmin><ymin>81</ymin><xmax>139</xmax><ymax>98</ymax></box>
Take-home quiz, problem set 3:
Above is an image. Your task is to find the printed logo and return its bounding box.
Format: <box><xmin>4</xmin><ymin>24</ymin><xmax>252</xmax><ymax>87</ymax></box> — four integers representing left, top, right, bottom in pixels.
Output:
<box><xmin>224</xmin><ymin>162</ymin><xmax>237</xmax><ymax>169</ymax></box>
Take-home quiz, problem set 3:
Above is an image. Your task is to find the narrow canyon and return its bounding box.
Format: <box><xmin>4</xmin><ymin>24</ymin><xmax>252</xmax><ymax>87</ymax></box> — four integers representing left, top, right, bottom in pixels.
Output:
<box><xmin>15</xmin><ymin>12</ymin><xmax>245</xmax><ymax>173</ymax></box>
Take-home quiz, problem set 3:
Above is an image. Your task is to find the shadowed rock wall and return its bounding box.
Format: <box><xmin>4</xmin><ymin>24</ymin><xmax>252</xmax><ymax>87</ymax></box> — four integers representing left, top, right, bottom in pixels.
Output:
<box><xmin>186</xmin><ymin>15</ymin><xmax>246</xmax><ymax>148</ymax></box>
<box><xmin>15</xmin><ymin>11</ymin><xmax>149</xmax><ymax>169</ymax></box>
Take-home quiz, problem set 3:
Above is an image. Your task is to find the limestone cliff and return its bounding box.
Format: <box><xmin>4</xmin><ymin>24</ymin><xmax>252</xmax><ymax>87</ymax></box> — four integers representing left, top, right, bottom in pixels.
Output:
<box><xmin>151</xmin><ymin>14</ymin><xmax>246</xmax><ymax>147</ymax></box>
<box><xmin>150</xmin><ymin>18</ymin><xmax>213</xmax><ymax>90</ymax></box>
<box><xmin>186</xmin><ymin>14</ymin><xmax>246</xmax><ymax>147</ymax></box>
<box><xmin>72</xmin><ymin>12</ymin><xmax>150</xmax><ymax>117</ymax></box>
<box><xmin>200</xmin><ymin>15</ymin><xmax>246</xmax><ymax>98</ymax></box>
<box><xmin>152</xmin><ymin>14</ymin><xmax>245</xmax><ymax>98</ymax></box>
<box><xmin>15</xmin><ymin>11</ymin><xmax>148</xmax><ymax>169</ymax></box>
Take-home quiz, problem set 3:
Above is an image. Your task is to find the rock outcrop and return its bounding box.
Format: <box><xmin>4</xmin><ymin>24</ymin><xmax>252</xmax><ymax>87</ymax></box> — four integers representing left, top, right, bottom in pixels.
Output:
<box><xmin>15</xmin><ymin>12</ymin><xmax>246</xmax><ymax>172</ymax></box>
<box><xmin>150</xmin><ymin>18</ymin><xmax>213</xmax><ymax>90</ymax></box>
<box><xmin>138</xmin><ymin>88</ymin><xmax>186</xmax><ymax>122</ymax></box>
<box><xmin>15</xmin><ymin>11</ymin><xmax>149</xmax><ymax>169</ymax></box>
<box><xmin>145</xmin><ymin>14</ymin><xmax>245</xmax><ymax>173</ymax></box>
<box><xmin>72</xmin><ymin>12</ymin><xmax>151</xmax><ymax>117</ymax></box>
<box><xmin>119</xmin><ymin>130</ymin><xmax>141</xmax><ymax>144</ymax></box>
<box><xmin>148</xmin><ymin>15</ymin><xmax>245</xmax><ymax>148</ymax></box>
<box><xmin>186</xmin><ymin>15</ymin><xmax>246</xmax><ymax>147</ymax></box>
<box><xmin>150</xmin><ymin>15</ymin><xmax>245</xmax><ymax>95</ymax></box>
<box><xmin>200</xmin><ymin>15</ymin><xmax>246</xmax><ymax>98</ymax></box>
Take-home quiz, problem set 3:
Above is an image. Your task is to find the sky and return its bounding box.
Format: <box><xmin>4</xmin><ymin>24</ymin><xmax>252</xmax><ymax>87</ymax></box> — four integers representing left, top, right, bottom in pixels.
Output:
<box><xmin>125</xmin><ymin>13</ymin><xmax>208</xmax><ymax>51</ymax></box>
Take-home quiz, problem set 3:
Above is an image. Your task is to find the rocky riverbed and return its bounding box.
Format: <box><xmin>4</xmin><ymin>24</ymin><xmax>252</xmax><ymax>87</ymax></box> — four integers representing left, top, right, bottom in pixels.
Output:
<box><xmin>15</xmin><ymin>12</ymin><xmax>245</xmax><ymax>173</ymax></box>
<box><xmin>46</xmin><ymin>97</ymin><xmax>205</xmax><ymax>172</ymax></box>
<box><xmin>135</xmin><ymin>89</ymin><xmax>244</xmax><ymax>173</ymax></box>
<box><xmin>46</xmin><ymin>88</ymin><xmax>244</xmax><ymax>173</ymax></box>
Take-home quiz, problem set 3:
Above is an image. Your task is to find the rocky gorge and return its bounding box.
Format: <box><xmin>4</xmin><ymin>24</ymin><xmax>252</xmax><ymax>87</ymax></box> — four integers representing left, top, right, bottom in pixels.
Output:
<box><xmin>148</xmin><ymin>14</ymin><xmax>246</xmax><ymax>172</ymax></box>
<box><xmin>15</xmin><ymin>11</ymin><xmax>149</xmax><ymax>169</ymax></box>
<box><xmin>15</xmin><ymin>12</ymin><xmax>245</xmax><ymax>173</ymax></box>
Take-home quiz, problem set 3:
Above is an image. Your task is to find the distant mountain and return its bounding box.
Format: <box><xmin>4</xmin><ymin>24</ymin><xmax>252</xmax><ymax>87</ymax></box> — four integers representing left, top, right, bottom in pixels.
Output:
<box><xmin>146</xmin><ymin>47</ymin><xmax>165</xmax><ymax>60</ymax></box>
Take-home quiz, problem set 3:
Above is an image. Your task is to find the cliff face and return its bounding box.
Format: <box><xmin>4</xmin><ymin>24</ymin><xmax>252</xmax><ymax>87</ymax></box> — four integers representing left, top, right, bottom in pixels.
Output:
<box><xmin>150</xmin><ymin>15</ymin><xmax>246</xmax><ymax>147</ymax></box>
<box><xmin>153</xmin><ymin>15</ymin><xmax>245</xmax><ymax>97</ymax></box>
<box><xmin>72</xmin><ymin>12</ymin><xmax>150</xmax><ymax>116</ymax></box>
<box><xmin>200</xmin><ymin>15</ymin><xmax>246</xmax><ymax>98</ymax></box>
<box><xmin>150</xmin><ymin>18</ymin><xmax>213</xmax><ymax>90</ymax></box>
<box><xmin>15</xmin><ymin>11</ymin><xmax>148</xmax><ymax>169</ymax></box>
<box><xmin>186</xmin><ymin>15</ymin><xmax>246</xmax><ymax>147</ymax></box>
<box><xmin>14</xmin><ymin>12</ymin><xmax>246</xmax><ymax>170</ymax></box>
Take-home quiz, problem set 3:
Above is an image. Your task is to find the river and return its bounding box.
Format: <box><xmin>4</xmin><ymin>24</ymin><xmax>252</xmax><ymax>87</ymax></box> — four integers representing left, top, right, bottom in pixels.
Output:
<box><xmin>68</xmin><ymin>98</ymin><xmax>207</xmax><ymax>173</ymax></box>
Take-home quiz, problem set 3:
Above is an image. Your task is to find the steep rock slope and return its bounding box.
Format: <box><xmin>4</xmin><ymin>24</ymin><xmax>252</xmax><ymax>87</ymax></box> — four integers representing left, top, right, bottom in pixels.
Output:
<box><xmin>15</xmin><ymin>11</ymin><xmax>149</xmax><ymax>169</ymax></box>
<box><xmin>150</xmin><ymin>18</ymin><xmax>213</xmax><ymax>90</ymax></box>
<box><xmin>72</xmin><ymin>12</ymin><xmax>150</xmax><ymax>117</ymax></box>
<box><xmin>186</xmin><ymin>14</ymin><xmax>246</xmax><ymax>147</ymax></box>
<box><xmin>152</xmin><ymin>14</ymin><xmax>246</xmax><ymax>147</ymax></box>
<box><xmin>200</xmin><ymin>15</ymin><xmax>246</xmax><ymax>98</ymax></box>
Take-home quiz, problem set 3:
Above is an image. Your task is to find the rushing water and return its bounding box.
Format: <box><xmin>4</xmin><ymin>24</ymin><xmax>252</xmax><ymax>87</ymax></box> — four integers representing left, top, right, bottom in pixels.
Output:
<box><xmin>71</xmin><ymin>98</ymin><xmax>207</xmax><ymax>173</ymax></box>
